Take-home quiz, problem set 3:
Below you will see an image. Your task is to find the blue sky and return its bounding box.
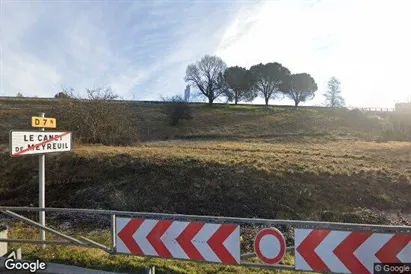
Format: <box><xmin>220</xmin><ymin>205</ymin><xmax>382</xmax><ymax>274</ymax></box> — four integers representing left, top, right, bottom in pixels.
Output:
<box><xmin>1</xmin><ymin>0</ymin><xmax>410</xmax><ymax>108</ymax></box>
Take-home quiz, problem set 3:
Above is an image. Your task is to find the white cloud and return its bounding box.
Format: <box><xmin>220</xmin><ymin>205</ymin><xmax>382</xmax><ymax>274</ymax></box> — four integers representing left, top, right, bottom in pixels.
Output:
<box><xmin>216</xmin><ymin>0</ymin><xmax>411</xmax><ymax>107</ymax></box>
<box><xmin>1</xmin><ymin>50</ymin><xmax>61</xmax><ymax>97</ymax></box>
<box><xmin>1</xmin><ymin>0</ymin><xmax>409</xmax><ymax>107</ymax></box>
<box><xmin>0</xmin><ymin>0</ymin><xmax>59</xmax><ymax>96</ymax></box>
<box><xmin>129</xmin><ymin>1</ymin><xmax>255</xmax><ymax>100</ymax></box>
<box><xmin>0</xmin><ymin>0</ymin><xmax>249</xmax><ymax>99</ymax></box>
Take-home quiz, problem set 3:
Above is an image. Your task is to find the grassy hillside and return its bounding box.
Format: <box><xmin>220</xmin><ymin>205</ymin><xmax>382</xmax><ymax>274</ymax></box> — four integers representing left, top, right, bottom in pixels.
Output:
<box><xmin>2</xmin><ymin>140</ymin><xmax>411</xmax><ymax>219</ymax></box>
<box><xmin>2</xmin><ymin>140</ymin><xmax>411</xmax><ymax>273</ymax></box>
<box><xmin>3</xmin><ymin>140</ymin><xmax>411</xmax><ymax>273</ymax></box>
<box><xmin>1</xmin><ymin>98</ymin><xmax>410</xmax><ymax>273</ymax></box>
<box><xmin>0</xmin><ymin>98</ymin><xmax>402</xmax><ymax>143</ymax></box>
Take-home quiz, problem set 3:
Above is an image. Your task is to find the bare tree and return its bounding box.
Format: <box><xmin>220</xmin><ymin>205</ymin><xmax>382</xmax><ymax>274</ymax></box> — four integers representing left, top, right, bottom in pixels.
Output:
<box><xmin>324</xmin><ymin>77</ymin><xmax>345</xmax><ymax>108</ymax></box>
<box><xmin>86</xmin><ymin>87</ymin><xmax>118</xmax><ymax>101</ymax></box>
<box><xmin>184</xmin><ymin>55</ymin><xmax>227</xmax><ymax>106</ymax></box>
<box><xmin>16</xmin><ymin>92</ymin><xmax>23</xmax><ymax>97</ymax></box>
<box><xmin>161</xmin><ymin>95</ymin><xmax>193</xmax><ymax>126</ymax></box>
<box><xmin>54</xmin><ymin>87</ymin><xmax>138</xmax><ymax>145</ymax></box>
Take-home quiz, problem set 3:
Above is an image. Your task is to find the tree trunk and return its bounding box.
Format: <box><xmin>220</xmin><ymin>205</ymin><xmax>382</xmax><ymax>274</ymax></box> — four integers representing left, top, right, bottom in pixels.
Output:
<box><xmin>265</xmin><ymin>97</ymin><xmax>269</xmax><ymax>106</ymax></box>
<box><xmin>294</xmin><ymin>100</ymin><xmax>299</xmax><ymax>109</ymax></box>
<box><xmin>234</xmin><ymin>97</ymin><xmax>238</xmax><ymax>105</ymax></box>
<box><xmin>208</xmin><ymin>97</ymin><xmax>214</xmax><ymax>106</ymax></box>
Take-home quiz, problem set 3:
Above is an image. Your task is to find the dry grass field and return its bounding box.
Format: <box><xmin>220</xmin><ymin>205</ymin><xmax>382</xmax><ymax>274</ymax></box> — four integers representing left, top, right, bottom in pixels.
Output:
<box><xmin>2</xmin><ymin>140</ymin><xmax>411</xmax><ymax>219</ymax></box>
<box><xmin>1</xmin><ymin>98</ymin><xmax>411</xmax><ymax>273</ymax></box>
<box><xmin>1</xmin><ymin>97</ymin><xmax>406</xmax><ymax>143</ymax></box>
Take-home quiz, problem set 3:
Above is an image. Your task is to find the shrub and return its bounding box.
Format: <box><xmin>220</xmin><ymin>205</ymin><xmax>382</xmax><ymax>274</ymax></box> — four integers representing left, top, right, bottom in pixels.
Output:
<box><xmin>349</xmin><ymin>108</ymin><xmax>365</xmax><ymax>118</ymax></box>
<box><xmin>54</xmin><ymin>91</ymin><xmax>72</xmax><ymax>99</ymax></box>
<box><xmin>161</xmin><ymin>95</ymin><xmax>193</xmax><ymax>126</ymax></box>
<box><xmin>53</xmin><ymin>87</ymin><xmax>138</xmax><ymax>146</ymax></box>
<box><xmin>377</xmin><ymin>129</ymin><xmax>410</xmax><ymax>142</ymax></box>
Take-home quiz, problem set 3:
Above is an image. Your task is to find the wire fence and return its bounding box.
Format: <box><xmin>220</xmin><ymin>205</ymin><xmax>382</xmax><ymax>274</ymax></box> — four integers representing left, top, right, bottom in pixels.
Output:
<box><xmin>0</xmin><ymin>97</ymin><xmax>397</xmax><ymax>112</ymax></box>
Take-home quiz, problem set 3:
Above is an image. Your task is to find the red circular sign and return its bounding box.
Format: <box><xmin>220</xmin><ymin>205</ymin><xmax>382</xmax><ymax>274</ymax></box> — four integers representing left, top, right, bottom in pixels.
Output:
<box><xmin>254</xmin><ymin>227</ymin><xmax>286</xmax><ymax>265</ymax></box>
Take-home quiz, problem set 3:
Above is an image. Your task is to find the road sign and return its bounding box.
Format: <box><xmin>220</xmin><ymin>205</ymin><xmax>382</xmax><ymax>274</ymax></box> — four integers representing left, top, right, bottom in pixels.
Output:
<box><xmin>295</xmin><ymin>229</ymin><xmax>411</xmax><ymax>274</ymax></box>
<box><xmin>115</xmin><ymin>217</ymin><xmax>241</xmax><ymax>264</ymax></box>
<box><xmin>9</xmin><ymin>131</ymin><xmax>72</xmax><ymax>157</ymax></box>
<box><xmin>31</xmin><ymin>116</ymin><xmax>57</xmax><ymax>128</ymax></box>
<box><xmin>254</xmin><ymin>228</ymin><xmax>286</xmax><ymax>265</ymax></box>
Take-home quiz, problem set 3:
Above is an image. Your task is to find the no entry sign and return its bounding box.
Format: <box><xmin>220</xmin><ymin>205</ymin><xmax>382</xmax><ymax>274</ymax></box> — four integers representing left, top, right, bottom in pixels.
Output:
<box><xmin>254</xmin><ymin>228</ymin><xmax>286</xmax><ymax>265</ymax></box>
<box><xmin>9</xmin><ymin>131</ymin><xmax>72</xmax><ymax>157</ymax></box>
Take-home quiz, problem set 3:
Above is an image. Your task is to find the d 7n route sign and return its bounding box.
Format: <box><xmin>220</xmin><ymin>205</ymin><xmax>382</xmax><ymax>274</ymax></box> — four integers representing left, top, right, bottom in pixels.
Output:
<box><xmin>31</xmin><ymin>116</ymin><xmax>57</xmax><ymax>128</ymax></box>
<box><xmin>9</xmin><ymin>131</ymin><xmax>72</xmax><ymax>157</ymax></box>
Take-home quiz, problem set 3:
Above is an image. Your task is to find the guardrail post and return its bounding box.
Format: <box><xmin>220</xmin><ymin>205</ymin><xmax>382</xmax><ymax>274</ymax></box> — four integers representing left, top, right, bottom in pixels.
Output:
<box><xmin>0</xmin><ymin>226</ymin><xmax>7</xmax><ymax>256</ymax></box>
<box><xmin>111</xmin><ymin>214</ymin><xmax>116</xmax><ymax>252</ymax></box>
<box><xmin>144</xmin><ymin>266</ymin><xmax>155</xmax><ymax>274</ymax></box>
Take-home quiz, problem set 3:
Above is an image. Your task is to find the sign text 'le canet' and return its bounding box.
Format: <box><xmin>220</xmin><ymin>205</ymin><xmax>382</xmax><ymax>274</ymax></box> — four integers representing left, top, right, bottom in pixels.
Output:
<box><xmin>9</xmin><ymin>131</ymin><xmax>72</xmax><ymax>157</ymax></box>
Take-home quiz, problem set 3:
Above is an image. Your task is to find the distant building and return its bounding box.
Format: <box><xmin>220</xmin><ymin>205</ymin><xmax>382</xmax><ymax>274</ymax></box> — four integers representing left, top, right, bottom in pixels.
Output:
<box><xmin>184</xmin><ymin>85</ymin><xmax>190</xmax><ymax>102</ymax></box>
<box><xmin>395</xmin><ymin>102</ymin><xmax>411</xmax><ymax>112</ymax></box>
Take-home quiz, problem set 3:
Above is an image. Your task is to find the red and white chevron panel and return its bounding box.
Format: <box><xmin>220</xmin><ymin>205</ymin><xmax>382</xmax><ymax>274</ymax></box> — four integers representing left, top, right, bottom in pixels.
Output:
<box><xmin>115</xmin><ymin>217</ymin><xmax>240</xmax><ymax>264</ymax></box>
<box><xmin>295</xmin><ymin>229</ymin><xmax>411</xmax><ymax>274</ymax></box>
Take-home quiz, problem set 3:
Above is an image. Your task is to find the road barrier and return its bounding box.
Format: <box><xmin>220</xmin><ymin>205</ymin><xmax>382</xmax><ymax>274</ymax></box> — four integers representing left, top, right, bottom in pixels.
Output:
<box><xmin>0</xmin><ymin>206</ymin><xmax>410</xmax><ymax>273</ymax></box>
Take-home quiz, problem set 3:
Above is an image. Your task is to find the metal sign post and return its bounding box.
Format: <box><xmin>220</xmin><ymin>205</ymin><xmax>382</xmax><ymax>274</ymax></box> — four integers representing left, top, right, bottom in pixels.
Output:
<box><xmin>9</xmin><ymin>113</ymin><xmax>72</xmax><ymax>250</ymax></box>
<box><xmin>38</xmin><ymin>112</ymin><xmax>46</xmax><ymax>248</ymax></box>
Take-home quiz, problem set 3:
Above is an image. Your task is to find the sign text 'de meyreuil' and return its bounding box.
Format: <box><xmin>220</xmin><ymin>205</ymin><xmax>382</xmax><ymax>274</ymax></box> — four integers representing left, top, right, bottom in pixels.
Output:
<box><xmin>9</xmin><ymin>131</ymin><xmax>72</xmax><ymax>157</ymax></box>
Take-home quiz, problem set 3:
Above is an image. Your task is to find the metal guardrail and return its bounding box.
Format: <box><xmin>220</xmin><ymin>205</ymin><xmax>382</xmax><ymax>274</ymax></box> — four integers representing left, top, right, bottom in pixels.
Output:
<box><xmin>358</xmin><ymin>107</ymin><xmax>395</xmax><ymax>112</ymax></box>
<box><xmin>1</xmin><ymin>206</ymin><xmax>410</xmax><ymax>232</ymax></box>
<box><xmin>0</xmin><ymin>96</ymin><xmax>396</xmax><ymax>111</ymax></box>
<box><xmin>0</xmin><ymin>210</ymin><xmax>112</xmax><ymax>253</ymax></box>
<box><xmin>1</xmin><ymin>206</ymin><xmax>411</xmax><ymax>272</ymax></box>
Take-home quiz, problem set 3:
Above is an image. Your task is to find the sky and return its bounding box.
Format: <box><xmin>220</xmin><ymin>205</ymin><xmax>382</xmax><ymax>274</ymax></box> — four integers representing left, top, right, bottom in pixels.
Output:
<box><xmin>1</xmin><ymin>0</ymin><xmax>411</xmax><ymax>108</ymax></box>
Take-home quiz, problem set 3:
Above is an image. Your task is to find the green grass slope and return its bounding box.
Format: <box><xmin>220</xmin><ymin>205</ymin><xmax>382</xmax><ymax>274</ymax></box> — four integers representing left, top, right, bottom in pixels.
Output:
<box><xmin>2</xmin><ymin>140</ymin><xmax>411</xmax><ymax>273</ymax></box>
<box><xmin>0</xmin><ymin>98</ymin><xmax>398</xmax><ymax>144</ymax></box>
<box><xmin>2</xmin><ymin>141</ymin><xmax>411</xmax><ymax>221</ymax></box>
<box><xmin>1</xmin><ymin>98</ymin><xmax>410</xmax><ymax>273</ymax></box>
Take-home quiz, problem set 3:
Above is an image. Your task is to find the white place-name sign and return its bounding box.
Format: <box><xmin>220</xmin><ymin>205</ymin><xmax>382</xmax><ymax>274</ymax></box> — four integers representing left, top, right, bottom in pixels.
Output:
<box><xmin>9</xmin><ymin>131</ymin><xmax>72</xmax><ymax>157</ymax></box>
